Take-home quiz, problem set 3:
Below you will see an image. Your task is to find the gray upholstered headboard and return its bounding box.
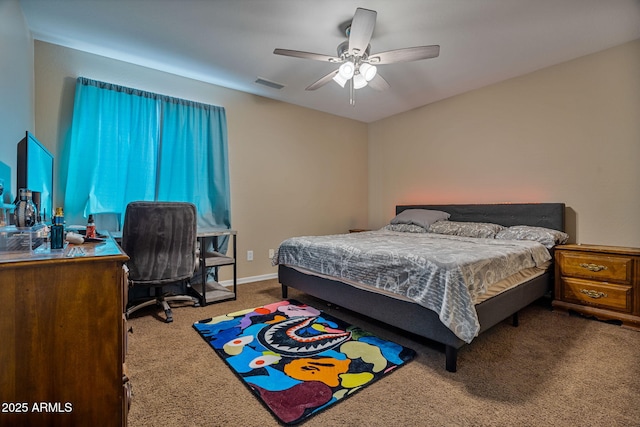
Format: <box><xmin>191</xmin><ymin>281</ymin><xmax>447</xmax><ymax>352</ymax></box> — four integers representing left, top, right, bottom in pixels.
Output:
<box><xmin>396</xmin><ymin>203</ymin><xmax>565</xmax><ymax>232</ymax></box>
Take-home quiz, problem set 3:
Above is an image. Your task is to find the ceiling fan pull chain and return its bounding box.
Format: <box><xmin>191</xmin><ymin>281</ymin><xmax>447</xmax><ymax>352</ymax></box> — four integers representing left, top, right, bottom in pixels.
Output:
<box><xmin>349</xmin><ymin>78</ymin><xmax>356</xmax><ymax>106</ymax></box>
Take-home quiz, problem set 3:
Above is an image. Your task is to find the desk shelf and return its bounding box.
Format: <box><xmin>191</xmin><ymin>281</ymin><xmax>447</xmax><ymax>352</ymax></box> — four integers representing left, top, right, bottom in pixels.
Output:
<box><xmin>191</xmin><ymin>229</ymin><xmax>237</xmax><ymax>305</ymax></box>
<box><xmin>191</xmin><ymin>280</ymin><xmax>235</xmax><ymax>303</ymax></box>
<box><xmin>203</xmin><ymin>251</ymin><xmax>235</xmax><ymax>267</ymax></box>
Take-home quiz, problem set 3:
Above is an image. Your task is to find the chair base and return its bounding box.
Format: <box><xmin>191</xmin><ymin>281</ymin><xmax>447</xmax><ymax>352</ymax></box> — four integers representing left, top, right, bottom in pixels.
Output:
<box><xmin>126</xmin><ymin>293</ymin><xmax>200</xmax><ymax>323</ymax></box>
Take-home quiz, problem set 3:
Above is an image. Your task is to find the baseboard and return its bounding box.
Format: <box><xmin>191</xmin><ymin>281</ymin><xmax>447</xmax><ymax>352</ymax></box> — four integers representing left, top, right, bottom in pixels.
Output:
<box><xmin>219</xmin><ymin>272</ymin><xmax>278</xmax><ymax>287</ymax></box>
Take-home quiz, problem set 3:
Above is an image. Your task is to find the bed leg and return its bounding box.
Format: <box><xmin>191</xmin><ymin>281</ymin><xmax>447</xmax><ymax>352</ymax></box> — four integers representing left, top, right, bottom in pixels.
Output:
<box><xmin>445</xmin><ymin>346</ymin><xmax>457</xmax><ymax>372</ymax></box>
<box><xmin>512</xmin><ymin>312</ymin><xmax>519</xmax><ymax>327</ymax></box>
<box><xmin>281</xmin><ymin>284</ymin><xmax>288</xmax><ymax>299</ymax></box>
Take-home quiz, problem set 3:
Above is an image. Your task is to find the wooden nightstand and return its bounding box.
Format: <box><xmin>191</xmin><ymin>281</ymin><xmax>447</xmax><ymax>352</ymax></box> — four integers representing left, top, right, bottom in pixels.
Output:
<box><xmin>553</xmin><ymin>244</ymin><xmax>640</xmax><ymax>330</ymax></box>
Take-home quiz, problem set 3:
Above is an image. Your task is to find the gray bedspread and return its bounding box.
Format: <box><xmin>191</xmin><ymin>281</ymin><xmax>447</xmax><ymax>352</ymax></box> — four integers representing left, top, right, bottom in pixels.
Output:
<box><xmin>274</xmin><ymin>230</ymin><xmax>551</xmax><ymax>343</ymax></box>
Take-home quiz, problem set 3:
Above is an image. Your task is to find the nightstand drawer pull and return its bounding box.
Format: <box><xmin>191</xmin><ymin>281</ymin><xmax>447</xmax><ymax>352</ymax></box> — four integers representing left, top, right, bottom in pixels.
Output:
<box><xmin>580</xmin><ymin>289</ymin><xmax>608</xmax><ymax>299</ymax></box>
<box><xmin>579</xmin><ymin>263</ymin><xmax>608</xmax><ymax>272</ymax></box>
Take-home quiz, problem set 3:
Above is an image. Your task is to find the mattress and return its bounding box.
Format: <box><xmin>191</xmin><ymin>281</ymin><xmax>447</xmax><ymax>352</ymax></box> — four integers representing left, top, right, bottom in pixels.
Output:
<box><xmin>274</xmin><ymin>230</ymin><xmax>551</xmax><ymax>343</ymax></box>
<box><xmin>285</xmin><ymin>261</ymin><xmax>550</xmax><ymax>305</ymax></box>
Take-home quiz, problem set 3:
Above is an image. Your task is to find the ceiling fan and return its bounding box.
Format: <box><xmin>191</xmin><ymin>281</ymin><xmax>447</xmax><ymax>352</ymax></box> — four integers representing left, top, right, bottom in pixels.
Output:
<box><xmin>274</xmin><ymin>7</ymin><xmax>440</xmax><ymax>106</ymax></box>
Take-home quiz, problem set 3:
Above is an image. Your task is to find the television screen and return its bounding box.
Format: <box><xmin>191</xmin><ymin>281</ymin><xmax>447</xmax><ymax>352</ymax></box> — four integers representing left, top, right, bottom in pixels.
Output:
<box><xmin>17</xmin><ymin>131</ymin><xmax>54</xmax><ymax>223</ymax></box>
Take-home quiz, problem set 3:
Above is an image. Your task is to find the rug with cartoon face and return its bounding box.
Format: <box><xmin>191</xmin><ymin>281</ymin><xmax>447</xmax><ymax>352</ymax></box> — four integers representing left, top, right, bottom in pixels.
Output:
<box><xmin>193</xmin><ymin>299</ymin><xmax>416</xmax><ymax>425</ymax></box>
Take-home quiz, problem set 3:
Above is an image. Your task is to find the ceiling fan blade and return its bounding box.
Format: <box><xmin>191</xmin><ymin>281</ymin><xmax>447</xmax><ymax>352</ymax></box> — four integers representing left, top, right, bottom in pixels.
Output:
<box><xmin>368</xmin><ymin>73</ymin><xmax>390</xmax><ymax>91</ymax></box>
<box><xmin>306</xmin><ymin>69</ymin><xmax>339</xmax><ymax>91</ymax></box>
<box><xmin>348</xmin><ymin>8</ymin><xmax>376</xmax><ymax>56</ymax></box>
<box><xmin>274</xmin><ymin>48</ymin><xmax>340</xmax><ymax>63</ymax></box>
<box><xmin>368</xmin><ymin>45</ymin><xmax>440</xmax><ymax>65</ymax></box>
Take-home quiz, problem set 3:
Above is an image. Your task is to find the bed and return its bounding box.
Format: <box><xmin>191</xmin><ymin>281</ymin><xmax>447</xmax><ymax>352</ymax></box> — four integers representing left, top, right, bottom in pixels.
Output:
<box><xmin>275</xmin><ymin>203</ymin><xmax>566</xmax><ymax>372</ymax></box>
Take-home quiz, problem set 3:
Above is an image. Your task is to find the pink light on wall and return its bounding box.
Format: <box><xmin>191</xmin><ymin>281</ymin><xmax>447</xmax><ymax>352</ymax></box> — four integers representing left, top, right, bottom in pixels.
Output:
<box><xmin>397</xmin><ymin>186</ymin><xmax>551</xmax><ymax>206</ymax></box>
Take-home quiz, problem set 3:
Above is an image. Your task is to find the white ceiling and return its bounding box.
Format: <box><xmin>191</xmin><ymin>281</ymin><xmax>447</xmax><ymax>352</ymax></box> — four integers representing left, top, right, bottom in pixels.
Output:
<box><xmin>19</xmin><ymin>0</ymin><xmax>640</xmax><ymax>123</ymax></box>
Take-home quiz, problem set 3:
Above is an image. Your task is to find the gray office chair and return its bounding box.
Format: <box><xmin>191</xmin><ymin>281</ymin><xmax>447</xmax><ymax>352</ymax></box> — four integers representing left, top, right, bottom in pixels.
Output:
<box><xmin>123</xmin><ymin>201</ymin><xmax>200</xmax><ymax>323</ymax></box>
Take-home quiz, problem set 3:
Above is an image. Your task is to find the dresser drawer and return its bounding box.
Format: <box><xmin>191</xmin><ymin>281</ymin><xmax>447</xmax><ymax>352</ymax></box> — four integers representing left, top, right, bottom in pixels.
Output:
<box><xmin>557</xmin><ymin>252</ymin><xmax>633</xmax><ymax>284</ymax></box>
<box><xmin>561</xmin><ymin>277</ymin><xmax>632</xmax><ymax>312</ymax></box>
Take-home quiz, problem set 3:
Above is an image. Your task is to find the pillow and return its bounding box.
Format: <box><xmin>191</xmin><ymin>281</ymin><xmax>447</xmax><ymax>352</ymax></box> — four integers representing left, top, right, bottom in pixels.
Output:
<box><xmin>428</xmin><ymin>221</ymin><xmax>505</xmax><ymax>239</ymax></box>
<box><xmin>390</xmin><ymin>209</ymin><xmax>450</xmax><ymax>229</ymax></box>
<box><xmin>495</xmin><ymin>225</ymin><xmax>569</xmax><ymax>248</ymax></box>
<box><xmin>382</xmin><ymin>223</ymin><xmax>428</xmax><ymax>233</ymax></box>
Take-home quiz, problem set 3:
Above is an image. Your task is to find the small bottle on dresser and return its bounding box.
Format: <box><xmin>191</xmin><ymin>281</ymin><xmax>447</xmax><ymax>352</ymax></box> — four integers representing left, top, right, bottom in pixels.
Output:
<box><xmin>86</xmin><ymin>214</ymin><xmax>96</xmax><ymax>239</ymax></box>
<box><xmin>51</xmin><ymin>207</ymin><xmax>65</xmax><ymax>250</ymax></box>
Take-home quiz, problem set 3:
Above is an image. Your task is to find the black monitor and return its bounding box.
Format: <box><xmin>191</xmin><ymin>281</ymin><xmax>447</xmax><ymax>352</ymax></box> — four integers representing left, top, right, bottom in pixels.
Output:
<box><xmin>17</xmin><ymin>131</ymin><xmax>54</xmax><ymax>223</ymax></box>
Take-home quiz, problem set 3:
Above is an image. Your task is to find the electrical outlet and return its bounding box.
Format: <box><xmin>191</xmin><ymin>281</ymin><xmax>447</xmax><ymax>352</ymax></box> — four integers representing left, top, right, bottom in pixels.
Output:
<box><xmin>247</xmin><ymin>250</ymin><xmax>253</xmax><ymax>261</ymax></box>
<box><xmin>269</xmin><ymin>248</ymin><xmax>275</xmax><ymax>258</ymax></box>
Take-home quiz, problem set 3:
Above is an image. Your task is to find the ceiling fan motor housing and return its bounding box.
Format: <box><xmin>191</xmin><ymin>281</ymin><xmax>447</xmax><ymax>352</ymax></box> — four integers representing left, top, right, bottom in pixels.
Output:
<box><xmin>337</xmin><ymin>40</ymin><xmax>371</xmax><ymax>61</ymax></box>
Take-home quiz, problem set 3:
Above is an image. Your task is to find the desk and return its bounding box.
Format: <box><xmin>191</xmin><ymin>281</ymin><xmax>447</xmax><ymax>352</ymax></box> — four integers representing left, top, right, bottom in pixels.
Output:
<box><xmin>111</xmin><ymin>228</ymin><xmax>237</xmax><ymax>305</ymax></box>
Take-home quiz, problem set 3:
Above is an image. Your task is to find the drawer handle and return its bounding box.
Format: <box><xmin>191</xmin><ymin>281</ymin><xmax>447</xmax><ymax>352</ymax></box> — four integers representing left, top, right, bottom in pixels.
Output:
<box><xmin>580</xmin><ymin>289</ymin><xmax>608</xmax><ymax>299</ymax></box>
<box><xmin>579</xmin><ymin>263</ymin><xmax>608</xmax><ymax>272</ymax></box>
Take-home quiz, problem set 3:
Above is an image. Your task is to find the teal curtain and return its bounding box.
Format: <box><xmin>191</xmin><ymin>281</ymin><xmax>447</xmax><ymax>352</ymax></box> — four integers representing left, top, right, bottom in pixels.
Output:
<box><xmin>64</xmin><ymin>77</ymin><xmax>230</xmax><ymax>230</ymax></box>
<box><xmin>158</xmin><ymin>98</ymin><xmax>230</xmax><ymax>229</ymax></box>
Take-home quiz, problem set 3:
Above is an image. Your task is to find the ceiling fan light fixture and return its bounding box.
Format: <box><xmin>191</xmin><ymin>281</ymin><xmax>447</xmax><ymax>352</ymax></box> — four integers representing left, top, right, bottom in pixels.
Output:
<box><xmin>359</xmin><ymin>63</ymin><xmax>377</xmax><ymax>81</ymax></box>
<box><xmin>332</xmin><ymin>72</ymin><xmax>348</xmax><ymax>88</ymax></box>
<box><xmin>337</xmin><ymin>61</ymin><xmax>355</xmax><ymax>79</ymax></box>
<box><xmin>353</xmin><ymin>73</ymin><xmax>368</xmax><ymax>89</ymax></box>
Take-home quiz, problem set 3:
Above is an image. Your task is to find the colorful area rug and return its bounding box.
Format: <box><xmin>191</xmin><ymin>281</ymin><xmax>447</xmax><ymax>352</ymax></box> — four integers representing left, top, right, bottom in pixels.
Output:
<box><xmin>193</xmin><ymin>299</ymin><xmax>416</xmax><ymax>425</ymax></box>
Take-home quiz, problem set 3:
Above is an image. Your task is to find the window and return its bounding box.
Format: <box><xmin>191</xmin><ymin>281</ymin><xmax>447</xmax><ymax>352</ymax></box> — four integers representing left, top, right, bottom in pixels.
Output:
<box><xmin>64</xmin><ymin>77</ymin><xmax>230</xmax><ymax>230</ymax></box>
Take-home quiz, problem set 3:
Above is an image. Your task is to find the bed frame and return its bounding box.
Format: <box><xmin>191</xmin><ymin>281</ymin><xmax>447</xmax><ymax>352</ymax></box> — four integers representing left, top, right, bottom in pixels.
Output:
<box><xmin>279</xmin><ymin>203</ymin><xmax>566</xmax><ymax>372</ymax></box>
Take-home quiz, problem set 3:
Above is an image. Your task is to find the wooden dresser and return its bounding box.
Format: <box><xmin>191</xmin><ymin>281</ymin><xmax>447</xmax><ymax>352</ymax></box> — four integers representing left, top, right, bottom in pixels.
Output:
<box><xmin>553</xmin><ymin>244</ymin><xmax>640</xmax><ymax>330</ymax></box>
<box><xmin>0</xmin><ymin>236</ymin><xmax>130</xmax><ymax>426</ymax></box>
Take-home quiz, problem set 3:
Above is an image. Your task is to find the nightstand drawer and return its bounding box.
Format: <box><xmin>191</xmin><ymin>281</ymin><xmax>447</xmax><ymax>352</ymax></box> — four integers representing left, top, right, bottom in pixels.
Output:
<box><xmin>561</xmin><ymin>277</ymin><xmax>632</xmax><ymax>312</ymax></box>
<box><xmin>557</xmin><ymin>252</ymin><xmax>633</xmax><ymax>284</ymax></box>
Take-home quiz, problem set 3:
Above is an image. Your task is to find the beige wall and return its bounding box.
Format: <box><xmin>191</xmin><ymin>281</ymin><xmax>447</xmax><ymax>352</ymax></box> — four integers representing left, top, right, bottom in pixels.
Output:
<box><xmin>29</xmin><ymin>36</ymin><xmax>640</xmax><ymax>281</ymax></box>
<box><xmin>369</xmin><ymin>39</ymin><xmax>640</xmax><ymax>248</ymax></box>
<box><xmin>0</xmin><ymin>0</ymin><xmax>34</xmax><ymax>204</ymax></box>
<box><xmin>33</xmin><ymin>41</ymin><xmax>368</xmax><ymax>281</ymax></box>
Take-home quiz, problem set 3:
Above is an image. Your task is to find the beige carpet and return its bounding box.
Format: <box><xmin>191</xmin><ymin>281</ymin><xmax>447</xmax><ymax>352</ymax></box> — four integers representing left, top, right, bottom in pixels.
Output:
<box><xmin>126</xmin><ymin>279</ymin><xmax>640</xmax><ymax>427</ymax></box>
